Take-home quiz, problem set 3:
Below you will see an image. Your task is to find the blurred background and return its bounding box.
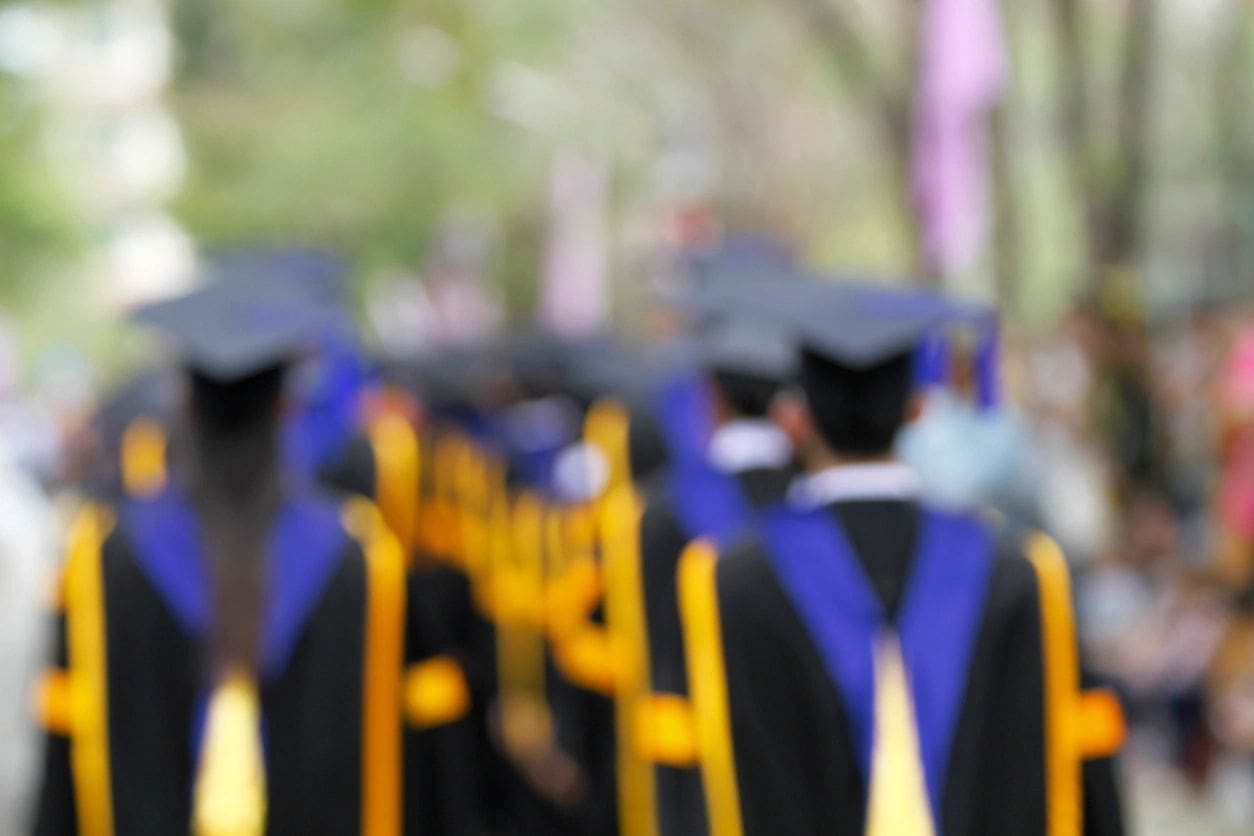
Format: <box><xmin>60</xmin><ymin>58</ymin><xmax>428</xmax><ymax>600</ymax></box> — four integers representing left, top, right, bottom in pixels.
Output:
<box><xmin>1</xmin><ymin>0</ymin><xmax>1254</xmax><ymax>833</ymax></box>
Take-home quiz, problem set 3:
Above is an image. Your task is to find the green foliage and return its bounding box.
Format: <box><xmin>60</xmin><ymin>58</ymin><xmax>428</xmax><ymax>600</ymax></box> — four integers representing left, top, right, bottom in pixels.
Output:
<box><xmin>170</xmin><ymin>0</ymin><xmax>580</xmax><ymax>305</ymax></box>
<box><xmin>0</xmin><ymin>78</ymin><xmax>83</xmax><ymax>310</ymax></box>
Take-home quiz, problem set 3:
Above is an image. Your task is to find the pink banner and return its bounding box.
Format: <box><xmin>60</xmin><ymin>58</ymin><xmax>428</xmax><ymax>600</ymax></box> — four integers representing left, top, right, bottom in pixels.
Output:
<box><xmin>539</xmin><ymin>155</ymin><xmax>609</xmax><ymax>337</ymax></box>
<box><xmin>911</xmin><ymin>0</ymin><xmax>1007</xmax><ymax>277</ymax></box>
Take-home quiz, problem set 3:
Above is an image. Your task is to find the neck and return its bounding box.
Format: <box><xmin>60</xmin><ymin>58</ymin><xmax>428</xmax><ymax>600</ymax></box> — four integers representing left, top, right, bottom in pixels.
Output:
<box><xmin>804</xmin><ymin>445</ymin><xmax>895</xmax><ymax>475</ymax></box>
<box><xmin>715</xmin><ymin>414</ymin><xmax>765</xmax><ymax>429</ymax></box>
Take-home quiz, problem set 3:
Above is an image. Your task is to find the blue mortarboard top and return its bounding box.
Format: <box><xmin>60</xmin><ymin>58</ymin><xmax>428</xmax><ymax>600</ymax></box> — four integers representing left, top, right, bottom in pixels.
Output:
<box><xmin>674</xmin><ymin>237</ymin><xmax>800</xmax><ymax>321</ymax></box>
<box><xmin>209</xmin><ymin>246</ymin><xmax>355</xmax><ymax>344</ymax></box>
<box><xmin>754</xmin><ymin>274</ymin><xmax>1001</xmax><ymax>405</ymax></box>
<box><xmin>134</xmin><ymin>277</ymin><xmax>335</xmax><ymax>383</ymax></box>
<box><xmin>692</xmin><ymin>316</ymin><xmax>798</xmax><ymax>381</ymax></box>
<box><xmin>745</xmin><ymin>275</ymin><xmax>973</xmax><ymax>365</ymax></box>
<box><xmin>668</xmin><ymin>236</ymin><xmax>803</xmax><ymax>381</ymax></box>
<box><xmin>211</xmin><ymin>246</ymin><xmax>348</xmax><ymax>307</ymax></box>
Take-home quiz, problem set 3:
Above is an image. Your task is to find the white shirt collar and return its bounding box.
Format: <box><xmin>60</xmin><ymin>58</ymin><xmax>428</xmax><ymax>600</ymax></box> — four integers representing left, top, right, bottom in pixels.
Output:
<box><xmin>706</xmin><ymin>419</ymin><xmax>792</xmax><ymax>474</ymax></box>
<box><xmin>787</xmin><ymin>461</ymin><xmax>921</xmax><ymax>508</ymax></box>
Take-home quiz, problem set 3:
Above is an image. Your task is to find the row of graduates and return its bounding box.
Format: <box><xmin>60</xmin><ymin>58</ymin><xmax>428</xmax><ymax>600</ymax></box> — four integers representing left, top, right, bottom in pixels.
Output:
<box><xmin>32</xmin><ymin>263</ymin><xmax>483</xmax><ymax>836</ymax></box>
<box><xmin>30</xmin><ymin>248</ymin><xmax>1128</xmax><ymax>835</ymax></box>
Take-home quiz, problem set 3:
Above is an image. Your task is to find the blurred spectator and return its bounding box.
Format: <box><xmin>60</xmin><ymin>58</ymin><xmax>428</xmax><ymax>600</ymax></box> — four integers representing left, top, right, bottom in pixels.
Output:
<box><xmin>1216</xmin><ymin>324</ymin><xmax>1254</xmax><ymax>588</ymax></box>
<box><xmin>1025</xmin><ymin>306</ymin><xmax>1118</xmax><ymax>568</ymax></box>
<box><xmin>0</xmin><ymin>424</ymin><xmax>59</xmax><ymax>823</ymax></box>
<box><xmin>898</xmin><ymin>338</ymin><xmax>1039</xmax><ymax>526</ymax></box>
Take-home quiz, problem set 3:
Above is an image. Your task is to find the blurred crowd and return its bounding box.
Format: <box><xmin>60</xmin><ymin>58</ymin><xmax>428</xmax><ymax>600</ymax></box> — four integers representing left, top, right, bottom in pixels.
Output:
<box><xmin>4</xmin><ymin>247</ymin><xmax>1254</xmax><ymax>830</ymax></box>
<box><xmin>1008</xmin><ymin>287</ymin><xmax>1254</xmax><ymax>821</ymax></box>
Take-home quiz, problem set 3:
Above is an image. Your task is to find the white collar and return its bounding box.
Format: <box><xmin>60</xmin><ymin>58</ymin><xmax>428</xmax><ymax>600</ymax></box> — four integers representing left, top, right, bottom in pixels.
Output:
<box><xmin>706</xmin><ymin>419</ymin><xmax>792</xmax><ymax>474</ymax></box>
<box><xmin>787</xmin><ymin>461</ymin><xmax>921</xmax><ymax>508</ymax></box>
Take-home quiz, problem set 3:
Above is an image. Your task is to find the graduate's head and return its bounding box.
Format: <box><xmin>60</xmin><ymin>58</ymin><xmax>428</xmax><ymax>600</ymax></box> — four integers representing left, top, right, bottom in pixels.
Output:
<box><xmin>134</xmin><ymin>273</ymin><xmax>330</xmax><ymax>669</ymax></box>
<box><xmin>188</xmin><ymin>363</ymin><xmax>287</xmax><ymax>439</ymax></box>
<box><xmin>134</xmin><ymin>272</ymin><xmax>334</xmax><ymax>434</ymax></box>
<box><xmin>709</xmin><ymin>369</ymin><xmax>781</xmax><ymax>421</ymax></box>
<box><xmin>798</xmin><ymin>348</ymin><xmax>917</xmax><ymax>458</ymax></box>
<box><xmin>695</xmin><ymin>317</ymin><xmax>796</xmax><ymax>425</ymax></box>
<box><xmin>756</xmin><ymin>278</ymin><xmax>969</xmax><ymax>465</ymax></box>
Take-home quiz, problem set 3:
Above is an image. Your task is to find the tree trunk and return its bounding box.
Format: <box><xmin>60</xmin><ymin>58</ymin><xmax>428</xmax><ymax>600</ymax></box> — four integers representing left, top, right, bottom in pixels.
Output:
<box><xmin>1052</xmin><ymin>0</ymin><xmax>1159</xmax><ymax>295</ymax></box>
<box><xmin>989</xmin><ymin>102</ymin><xmax>1019</xmax><ymax>311</ymax></box>
<box><xmin>1100</xmin><ymin>0</ymin><xmax>1157</xmax><ymax>271</ymax></box>
<box><xmin>781</xmin><ymin>0</ymin><xmax>922</xmax><ymax>271</ymax></box>
<box><xmin>1214</xmin><ymin>1</ymin><xmax>1254</xmax><ymax>289</ymax></box>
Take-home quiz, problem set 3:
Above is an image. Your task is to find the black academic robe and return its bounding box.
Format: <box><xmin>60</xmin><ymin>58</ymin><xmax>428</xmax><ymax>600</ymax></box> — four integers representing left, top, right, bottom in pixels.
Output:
<box><xmin>31</xmin><ymin>490</ymin><xmax>462</xmax><ymax>836</ymax></box>
<box><xmin>639</xmin><ymin>466</ymin><xmax>791</xmax><ymax>836</ymax></box>
<box><xmin>318</xmin><ymin>425</ymin><xmax>496</xmax><ymax>833</ymax></box>
<box><xmin>549</xmin><ymin>602</ymin><xmax>619</xmax><ymax>836</ymax></box>
<box><xmin>714</xmin><ymin>498</ymin><xmax>1049</xmax><ymax>836</ymax></box>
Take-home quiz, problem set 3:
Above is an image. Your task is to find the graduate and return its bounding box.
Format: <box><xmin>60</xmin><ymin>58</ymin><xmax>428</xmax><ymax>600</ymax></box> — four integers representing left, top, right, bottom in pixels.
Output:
<box><xmin>636</xmin><ymin>314</ymin><xmax>797</xmax><ymax>836</ymax></box>
<box><xmin>679</xmin><ymin>280</ymin><xmax>1125</xmax><ymax>836</ymax></box>
<box><xmin>31</xmin><ymin>279</ymin><xmax>466</xmax><ymax>835</ymax></box>
<box><xmin>92</xmin><ymin>262</ymin><xmax>368</xmax><ymax>504</ymax></box>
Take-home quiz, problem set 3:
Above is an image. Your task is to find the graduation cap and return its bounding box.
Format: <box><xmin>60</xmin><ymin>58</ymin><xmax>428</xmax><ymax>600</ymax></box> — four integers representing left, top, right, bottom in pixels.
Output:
<box><xmin>671</xmin><ymin>263</ymin><xmax>802</xmax><ymax>324</ymax></box>
<box><xmin>752</xmin><ymin>278</ymin><xmax>1001</xmax><ymax>453</ymax></box>
<box><xmin>656</xmin><ymin>233</ymin><xmax>800</xmax><ymax>323</ymax></box>
<box><xmin>752</xmin><ymin>276</ymin><xmax>999</xmax><ymax>396</ymax></box>
<box><xmin>206</xmin><ymin>246</ymin><xmax>358</xmax><ymax>348</ymax></box>
<box><xmin>499</xmin><ymin>330</ymin><xmax>579</xmax><ymax>399</ymax></box>
<box><xmin>744</xmin><ymin>279</ymin><xmax>922</xmax><ymax>368</ymax></box>
<box><xmin>404</xmin><ymin>343</ymin><xmax>513</xmax><ymax>432</ymax></box>
<box><xmin>691</xmin><ymin>315</ymin><xmax>798</xmax><ymax>385</ymax></box>
<box><xmin>852</xmin><ymin>284</ymin><xmax>1001</xmax><ymax>408</ymax></box>
<box><xmin>210</xmin><ymin>246</ymin><xmax>348</xmax><ymax>309</ymax></box>
<box><xmin>134</xmin><ymin>279</ymin><xmax>334</xmax><ymax>383</ymax></box>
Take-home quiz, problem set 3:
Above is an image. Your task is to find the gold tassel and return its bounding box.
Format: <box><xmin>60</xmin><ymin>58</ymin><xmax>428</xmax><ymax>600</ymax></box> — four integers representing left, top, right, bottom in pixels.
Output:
<box><xmin>191</xmin><ymin>669</ymin><xmax>267</xmax><ymax>836</ymax></box>
<box><xmin>864</xmin><ymin>632</ymin><xmax>936</xmax><ymax>836</ymax></box>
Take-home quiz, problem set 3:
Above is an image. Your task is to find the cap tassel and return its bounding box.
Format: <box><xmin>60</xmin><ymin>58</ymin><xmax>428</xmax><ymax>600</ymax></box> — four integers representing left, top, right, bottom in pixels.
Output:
<box><xmin>192</xmin><ymin>669</ymin><xmax>267</xmax><ymax>836</ymax></box>
<box><xmin>975</xmin><ymin>324</ymin><xmax>1000</xmax><ymax>410</ymax></box>
<box><xmin>913</xmin><ymin>332</ymin><xmax>949</xmax><ymax>390</ymax></box>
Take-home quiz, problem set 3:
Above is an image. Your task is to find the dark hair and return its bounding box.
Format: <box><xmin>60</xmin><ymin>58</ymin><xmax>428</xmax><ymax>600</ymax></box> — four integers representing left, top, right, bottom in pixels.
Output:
<box><xmin>187</xmin><ymin>364</ymin><xmax>287</xmax><ymax>672</ymax></box>
<box><xmin>711</xmin><ymin>369</ymin><xmax>782</xmax><ymax>420</ymax></box>
<box><xmin>799</xmin><ymin>349</ymin><xmax>914</xmax><ymax>456</ymax></box>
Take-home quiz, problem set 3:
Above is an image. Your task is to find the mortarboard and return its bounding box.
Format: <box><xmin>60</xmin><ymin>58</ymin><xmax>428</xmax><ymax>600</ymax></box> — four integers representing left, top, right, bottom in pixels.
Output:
<box><xmin>134</xmin><ymin>279</ymin><xmax>334</xmax><ymax>384</ymax></box>
<box><xmin>210</xmin><ymin>246</ymin><xmax>348</xmax><ymax>308</ymax></box>
<box><xmin>692</xmin><ymin>316</ymin><xmax>798</xmax><ymax>382</ymax></box>
<box><xmin>751</xmin><ymin>275</ymin><xmax>998</xmax><ymax>387</ymax></box>
<box><xmin>207</xmin><ymin>247</ymin><xmax>356</xmax><ymax>347</ymax></box>
<box><xmin>500</xmin><ymin>330</ymin><xmax>578</xmax><ymax>400</ymax></box>
<box><xmin>673</xmin><ymin>262</ymin><xmax>802</xmax><ymax>325</ymax></box>
<box><xmin>665</xmin><ymin>249</ymin><xmax>805</xmax><ymax>384</ymax></box>
<box><xmin>656</xmin><ymin>233</ymin><xmax>799</xmax><ymax>327</ymax></box>
<box><xmin>750</xmin><ymin>278</ymin><xmax>948</xmax><ymax>371</ymax></box>
<box><xmin>754</xmin><ymin>278</ymin><xmax>1003</xmax><ymax>454</ymax></box>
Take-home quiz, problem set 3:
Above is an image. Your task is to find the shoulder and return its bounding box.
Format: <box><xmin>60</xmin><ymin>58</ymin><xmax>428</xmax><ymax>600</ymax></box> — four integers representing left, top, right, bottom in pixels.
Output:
<box><xmin>714</xmin><ymin>533</ymin><xmax>791</xmax><ymax>623</ymax></box>
<box><xmin>919</xmin><ymin>505</ymin><xmax>1045</xmax><ymax>618</ymax></box>
<box><xmin>929</xmin><ymin>507</ymin><xmax>1044</xmax><ymax>593</ymax></box>
<box><xmin>316</xmin><ymin>433</ymin><xmax>377</xmax><ymax>499</ymax></box>
<box><xmin>978</xmin><ymin>513</ymin><xmax>1057</xmax><ymax>624</ymax></box>
<box><xmin>80</xmin><ymin>502</ymin><xmax>186</xmax><ymax>621</ymax></box>
<box><xmin>990</xmin><ymin>515</ymin><xmax>1053</xmax><ymax>588</ymax></box>
<box><xmin>332</xmin><ymin>494</ymin><xmax>395</xmax><ymax>567</ymax></box>
<box><xmin>734</xmin><ymin>466</ymin><xmax>793</xmax><ymax>509</ymax></box>
<box><xmin>639</xmin><ymin>476</ymin><xmax>685</xmax><ymax>539</ymax></box>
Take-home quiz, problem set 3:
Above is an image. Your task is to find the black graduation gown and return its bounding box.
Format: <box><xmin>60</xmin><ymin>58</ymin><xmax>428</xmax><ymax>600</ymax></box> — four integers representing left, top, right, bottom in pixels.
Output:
<box><xmin>318</xmin><ymin>424</ymin><xmax>494</xmax><ymax>833</ymax></box>
<box><xmin>639</xmin><ymin>466</ymin><xmax>791</xmax><ymax>836</ymax></box>
<box><xmin>713</xmin><ymin>498</ymin><xmax>1049</xmax><ymax>836</ymax></box>
<box><xmin>31</xmin><ymin>491</ymin><xmax>461</xmax><ymax>835</ymax></box>
<box><xmin>317</xmin><ymin>433</ymin><xmax>378</xmax><ymax>501</ymax></box>
<box><xmin>1080</xmin><ymin>678</ymin><xmax>1127</xmax><ymax>836</ymax></box>
<box><xmin>548</xmin><ymin>601</ymin><xmax>618</xmax><ymax>836</ymax></box>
